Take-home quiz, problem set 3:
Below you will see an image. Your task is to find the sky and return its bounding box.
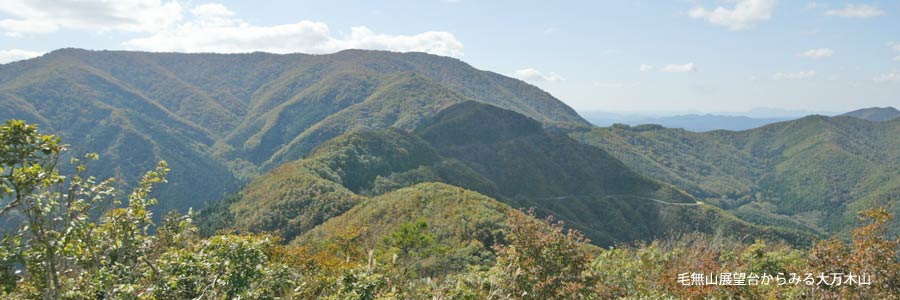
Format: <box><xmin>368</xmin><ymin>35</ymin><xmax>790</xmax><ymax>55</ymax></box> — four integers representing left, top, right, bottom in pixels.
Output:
<box><xmin>1</xmin><ymin>0</ymin><xmax>899</xmax><ymax>114</ymax></box>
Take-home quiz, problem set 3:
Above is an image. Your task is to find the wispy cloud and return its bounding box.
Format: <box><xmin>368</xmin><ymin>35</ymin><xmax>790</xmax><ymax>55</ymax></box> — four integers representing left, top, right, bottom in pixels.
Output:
<box><xmin>825</xmin><ymin>4</ymin><xmax>884</xmax><ymax>18</ymax></box>
<box><xmin>639</xmin><ymin>64</ymin><xmax>654</xmax><ymax>72</ymax></box>
<box><xmin>772</xmin><ymin>71</ymin><xmax>816</xmax><ymax>80</ymax></box>
<box><xmin>873</xmin><ymin>72</ymin><xmax>900</xmax><ymax>83</ymax></box>
<box><xmin>125</xmin><ymin>21</ymin><xmax>465</xmax><ymax>57</ymax></box>
<box><xmin>190</xmin><ymin>3</ymin><xmax>235</xmax><ymax>19</ymax></box>
<box><xmin>662</xmin><ymin>63</ymin><xmax>696</xmax><ymax>73</ymax></box>
<box><xmin>0</xmin><ymin>1</ymin><xmax>465</xmax><ymax>57</ymax></box>
<box><xmin>512</xmin><ymin>68</ymin><xmax>563</xmax><ymax>82</ymax></box>
<box><xmin>123</xmin><ymin>3</ymin><xmax>464</xmax><ymax>57</ymax></box>
<box><xmin>798</xmin><ymin>48</ymin><xmax>833</xmax><ymax>59</ymax></box>
<box><xmin>888</xmin><ymin>43</ymin><xmax>900</xmax><ymax>62</ymax></box>
<box><xmin>0</xmin><ymin>0</ymin><xmax>183</xmax><ymax>36</ymax></box>
<box><xmin>0</xmin><ymin>49</ymin><xmax>44</xmax><ymax>64</ymax></box>
<box><xmin>688</xmin><ymin>0</ymin><xmax>778</xmax><ymax>31</ymax></box>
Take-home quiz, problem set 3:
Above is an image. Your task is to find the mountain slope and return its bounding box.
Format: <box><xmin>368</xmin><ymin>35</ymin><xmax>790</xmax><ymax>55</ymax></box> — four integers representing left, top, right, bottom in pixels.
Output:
<box><xmin>0</xmin><ymin>48</ymin><xmax>587</xmax><ymax>214</ymax></box>
<box><xmin>301</xmin><ymin>182</ymin><xmax>512</xmax><ymax>273</ymax></box>
<box><xmin>201</xmin><ymin>102</ymin><xmax>817</xmax><ymax>246</ymax></box>
<box><xmin>841</xmin><ymin>106</ymin><xmax>900</xmax><ymax>122</ymax></box>
<box><xmin>572</xmin><ymin>115</ymin><xmax>900</xmax><ymax>237</ymax></box>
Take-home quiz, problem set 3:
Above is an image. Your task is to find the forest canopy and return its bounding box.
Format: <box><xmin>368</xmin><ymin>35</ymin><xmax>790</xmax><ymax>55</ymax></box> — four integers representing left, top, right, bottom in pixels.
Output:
<box><xmin>1</xmin><ymin>120</ymin><xmax>898</xmax><ymax>299</ymax></box>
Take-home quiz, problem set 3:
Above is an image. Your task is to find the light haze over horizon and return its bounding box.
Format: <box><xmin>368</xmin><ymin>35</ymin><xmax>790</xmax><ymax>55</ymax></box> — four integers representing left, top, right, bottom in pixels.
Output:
<box><xmin>1</xmin><ymin>0</ymin><xmax>898</xmax><ymax>113</ymax></box>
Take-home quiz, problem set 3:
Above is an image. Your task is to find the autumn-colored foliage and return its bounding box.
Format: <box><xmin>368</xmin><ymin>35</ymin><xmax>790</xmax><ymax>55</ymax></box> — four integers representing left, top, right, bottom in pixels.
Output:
<box><xmin>1</xmin><ymin>120</ymin><xmax>899</xmax><ymax>299</ymax></box>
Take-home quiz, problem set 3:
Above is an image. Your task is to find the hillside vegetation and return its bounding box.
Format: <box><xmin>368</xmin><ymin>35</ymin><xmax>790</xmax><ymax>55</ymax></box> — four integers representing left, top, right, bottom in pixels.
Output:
<box><xmin>0</xmin><ymin>49</ymin><xmax>587</xmax><ymax>214</ymax></box>
<box><xmin>3</xmin><ymin>119</ymin><xmax>896</xmax><ymax>299</ymax></box>
<box><xmin>573</xmin><ymin>115</ymin><xmax>900</xmax><ymax>237</ymax></box>
<box><xmin>201</xmin><ymin>102</ymin><xmax>818</xmax><ymax>247</ymax></box>
<box><xmin>841</xmin><ymin>106</ymin><xmax>900</xmax><ymax>122</ymax></box>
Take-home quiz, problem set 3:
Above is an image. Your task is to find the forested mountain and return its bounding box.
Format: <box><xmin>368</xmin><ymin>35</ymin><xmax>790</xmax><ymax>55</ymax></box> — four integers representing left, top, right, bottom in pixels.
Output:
<box><xmin>200</xmin><ymin>101</ymin><xmax>817</xmax><ymax>246</ymax></box>
<box><xmin>572</xmin><ymin>115</ymin><xmax>900</xmax><ymax>238</ymax></box>
<box><xmin>841</xmin><ymin>106</ymin><xmax>900</xmax><ymax>122</ymax></box>
<box><xmin>301</xmin><ymin>182</ymin><xmax>513</xmax><ymax>275</ymax></box>
<box><xmin>0</xmin><ymin>48</ymin><xmax>586</xmax><ymax>213</ymax></box>
<box><xmin>2</xmin><ymin>117</ymin><xmax>892</xmax><ymax>299</ymax></box>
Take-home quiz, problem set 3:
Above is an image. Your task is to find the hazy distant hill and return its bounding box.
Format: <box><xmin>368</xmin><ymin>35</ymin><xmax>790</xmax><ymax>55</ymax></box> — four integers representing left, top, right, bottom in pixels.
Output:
<box><xmin>841</xmin><ymin>106</ymin><xmax>900</xmax><ymax>122</ymax></box>
<box><xmin>582</xmin><ymin>111</ymin><xmax>793</xmax><ymax>132</ymax></box>
<box><xmin>573</xmin><ymin>114</ymin><xmax>900</xmax><ymax>237</ymax></box>
<box><xmin>0</xmin><ymin>49</ymin><xmax>587</xmax><ymax>213</ymax></box>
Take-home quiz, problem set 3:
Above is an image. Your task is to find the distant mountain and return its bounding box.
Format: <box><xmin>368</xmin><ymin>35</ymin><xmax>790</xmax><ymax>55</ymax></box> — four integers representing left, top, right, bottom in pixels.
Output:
<box><xmin>200</xmin><ymin>102</ymin><xmax>816</xmax><ymax>246</ymax></box>
<box><xmin>841</xmin><ymin>107</ymin><xmax>900</xmax><ymax>122</ymax></box>
<box><xmin>734</xmin><ymin>107</ymin><xmax>837</xmax><ymax>119</ymax></box>
<box><xmin>573</xmin><ymin>115</ymin><xmax>900</xmax><ymax>238</ymax></box>
<box><xmin>0</xmin><ymin>48</ymin><xmax>587</xmax><ymax>214</ymax></box>
<box><xmin>582</xmin><ymin>112</ymin><xmax>792</xmax><ymax>132</ymax></box>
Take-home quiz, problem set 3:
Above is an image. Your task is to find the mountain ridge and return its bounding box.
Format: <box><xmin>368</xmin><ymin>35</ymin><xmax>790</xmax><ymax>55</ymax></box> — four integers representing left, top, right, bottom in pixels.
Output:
<box><xmin>0</xmin><ymin>48</ymin><xmax>588</xmax><ymax>213</ymax></box>
<box><xmin>573</xmin><ymin>113</ymin><xmax>900</xmax><ymax>238</ymax></box>
<box><xmin>200</xmin><ymin>101</ymin><xmax>819</xmax><ymax>247</ymax></box>
<box><xmin>841</xmin><ymin>106</ymin><xmax>900</xmax><ymax>122</ymax></box>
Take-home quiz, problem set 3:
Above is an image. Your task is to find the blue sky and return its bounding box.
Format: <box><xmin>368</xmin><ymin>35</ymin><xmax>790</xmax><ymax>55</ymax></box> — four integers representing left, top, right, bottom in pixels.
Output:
<box><xmin>1</xmin><ymin>0</ymin><xmax>898</xmax><ymax>113</ymax></box>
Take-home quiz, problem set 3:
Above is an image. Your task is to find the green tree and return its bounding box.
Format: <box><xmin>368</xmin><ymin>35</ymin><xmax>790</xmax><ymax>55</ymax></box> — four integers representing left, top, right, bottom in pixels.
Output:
<box><xmin>385</xmin><ymin>219</ymin><xmax>436</xmax><ymax>261</ymax></box>
<box><xmin>0</xmin><ymin>119</ymin><xmax>93</xmax><ymax>299</ymax></box>
<box><xmin>493</xmin><ymin>209</ymin><xmax>597</xmax><ymax>300</ymax></box>
<box><xmin>0</xmin><ymin>120</ymin><xmax>168</xmax><ymax>299</ymax></box>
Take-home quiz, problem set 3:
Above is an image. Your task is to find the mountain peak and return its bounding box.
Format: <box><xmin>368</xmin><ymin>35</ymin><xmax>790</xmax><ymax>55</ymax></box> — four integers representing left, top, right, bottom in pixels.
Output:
<box><xmin>415</xmin><ymin>101</ymin><xmax>543</xmax><ymax>147</ymax></box>
<box><xmin>840</xmin><ymin>107</ymin><xmax>900</xmax><ymax>122</ymax></box>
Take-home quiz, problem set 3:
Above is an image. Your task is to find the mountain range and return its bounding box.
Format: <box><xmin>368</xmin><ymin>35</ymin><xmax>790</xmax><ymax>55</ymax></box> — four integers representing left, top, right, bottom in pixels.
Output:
<box><xmin>0</xmin><ymin>48</ymin><xmax>585</xmax><ymax>213</ymax></box>
<box><xmin>199</xmin><ymin>101</ymin><xmax>815</xmax><ymax>246</ymax></box>
<box><xmin>841</xmin><ymin>106</ymin><xmax>900</xmax><ymax>122</ymax></box>
<box><xmin>572</xmin><ymin>114</ymin><xmax>900</xmax><ymax>238</ymax></box>
<box><xmin>581</xmin><ymin>112</ymin><xmax>794</xmax><ymax>132</ymax></box>
<box><xmin>1</xmin><ymin>48</ymin><xmax>894</xmax><ymax>247</ymax></box>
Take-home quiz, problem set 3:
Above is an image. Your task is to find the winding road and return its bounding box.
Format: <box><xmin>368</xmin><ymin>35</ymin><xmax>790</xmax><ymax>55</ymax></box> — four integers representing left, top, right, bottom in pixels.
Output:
<box><xmin>534</xmin><ymin>194</ymin><xmax>704</xmax><ymax>207</ymax></box>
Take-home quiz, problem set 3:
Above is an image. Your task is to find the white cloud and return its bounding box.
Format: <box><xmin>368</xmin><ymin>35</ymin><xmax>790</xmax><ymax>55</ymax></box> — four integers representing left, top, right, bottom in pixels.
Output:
<box><xmin>662</xmin><ymin>63</ymin><xmax>696</xmax><ymax>73</ymax></box>
<box><xmin>772</xmin><ymin>71</ymin><xmax>816</xmax><ymax>80</ymax></box>
<box><xmin>639</xmin><ymin>64</ymin><xmax>654</xmax><ymax>72</ymax></box>
<box><xmin>121</xmin><ymin>4</ymin><xmax>464</xmax><ymax>57</ymax></box>
<box><xmin>0</xmin><ymin>2</ymin><xmax>464</xmax><ymax>57</ymax></box>
<box><xmin>0</xmin><ymin>49</ymin><xmax>43</xmax><ymax>64</ymax></box>
<box><xmin>798</xmin><ymin>48</ymin><xmax>834</xmax><ymax>59</ymax></box>
<box><xmin>512</xmin><ymin>68</ymin><xmax>563</xmax><ymax>82</ymax></box>
<box><xmin>890</xmin><ymin>42</ymin><xmax>900</xmax><ymax>52</ymax></box>
<box><xmin>124</xmin><ymin>21</ymin><xmax>464</xmax><ymax>56</ymax></box>
<box><xmin>887</xmin><ymin>43</ymin><xmax>900</xmax><ymax>61</ymax></box>
<box><xmin>873</xmin><ymin>72</ymin><xmax>900</xmax><ymax>83</ymax></box>
<box><xmin>825</xmin><ymin>4</ymin><xmax>884</xmax><ymax>18</ymax></box>
<box><xmin>688</xmin><ymin>0</ymin><xmax>778</xmax><ymax>31</ymax></box>
<box><xmin>190</xmin><ymin>3</ymin><xmax>235</xmax><ymax>19</ymax></box>
<box><xmin>0</xmin><ymin>0</ymin><xmax>183</xmax><ymax>36</ymax></box>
